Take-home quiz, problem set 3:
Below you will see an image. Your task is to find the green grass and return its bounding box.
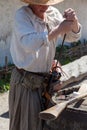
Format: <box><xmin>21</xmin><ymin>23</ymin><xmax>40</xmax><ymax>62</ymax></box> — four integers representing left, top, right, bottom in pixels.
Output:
<box><xmin>0</xmin><ymin>73</ymin><xmax>11</xmax><ymax>93</ymax></box>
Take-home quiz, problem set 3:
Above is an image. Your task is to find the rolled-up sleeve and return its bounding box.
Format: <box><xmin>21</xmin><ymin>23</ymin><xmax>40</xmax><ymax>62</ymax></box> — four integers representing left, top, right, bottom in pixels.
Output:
<box><xmin>14</xmin><ymin>9</ymin><xmax>49</xmax><ymax>53</ymax></box>
<box><xmin>19</xmin><ymin>31</ymin><xmax>49</xmax><ymax>52</ymax></box>
<box><xmin>64</xmin><ymin>24</ymin><xmax>82</xmax><ymax>43</ymax></box>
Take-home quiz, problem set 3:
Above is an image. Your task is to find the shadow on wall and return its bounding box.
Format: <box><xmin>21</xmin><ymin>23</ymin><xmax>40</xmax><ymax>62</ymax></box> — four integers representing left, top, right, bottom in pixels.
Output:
<box><xmin>0</xmin><ymin>35</ymin><xmax>13</xmax><ymax>67</ymax></box>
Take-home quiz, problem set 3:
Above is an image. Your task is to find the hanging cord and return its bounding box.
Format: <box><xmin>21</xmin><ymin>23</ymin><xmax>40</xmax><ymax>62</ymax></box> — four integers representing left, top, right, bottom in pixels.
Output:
<box><xmin>53</xmin><ymin>33</ymin><xmax>66</xmax><ymax>69</ymax></box>
<box><xmin>57</xmin><ymin>34</ymin><xmax>67</xmax><ymax>61</ymax></box>
<box><xmin>54</xmin><ymin>34</ymin><xmax>69</xmax><ymax>78</ymax></box>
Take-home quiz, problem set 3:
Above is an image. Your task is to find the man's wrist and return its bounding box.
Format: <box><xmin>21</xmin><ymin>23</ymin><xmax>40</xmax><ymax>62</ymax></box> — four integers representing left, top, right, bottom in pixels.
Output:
<box><xmin>72</xmin><ymin>19</ymin><xmax>80</xmax><ymax>33</ymax></box>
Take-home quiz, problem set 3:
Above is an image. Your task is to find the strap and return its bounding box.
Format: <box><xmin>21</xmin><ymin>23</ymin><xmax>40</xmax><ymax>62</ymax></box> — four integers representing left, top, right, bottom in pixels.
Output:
<box><xmin>57</xmin><ymin>34</ymin><xmax>66</xmax><ymax>61</ymax></box>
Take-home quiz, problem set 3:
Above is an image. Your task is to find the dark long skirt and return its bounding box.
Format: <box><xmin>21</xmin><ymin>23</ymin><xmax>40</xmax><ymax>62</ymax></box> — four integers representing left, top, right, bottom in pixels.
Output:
<box><xmin>9</xmin><ymin>68</ymin><xmax>44</xmax><ymax>130</ymax></box>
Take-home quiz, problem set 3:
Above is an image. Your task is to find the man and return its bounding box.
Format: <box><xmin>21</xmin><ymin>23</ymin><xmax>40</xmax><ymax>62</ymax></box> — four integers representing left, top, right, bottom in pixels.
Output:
<box><xmin>9</xmin><ymin>0</ymin><xmax>81</xmax><ymax>130</ymax></box>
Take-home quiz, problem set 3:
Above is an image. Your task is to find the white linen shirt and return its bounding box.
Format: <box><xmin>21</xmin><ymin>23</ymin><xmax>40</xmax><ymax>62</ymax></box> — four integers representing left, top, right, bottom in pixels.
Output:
<box><xmin>10</xmin><ymin>6</ymin><xmax>81</xmax><ymax>72</ymax></box>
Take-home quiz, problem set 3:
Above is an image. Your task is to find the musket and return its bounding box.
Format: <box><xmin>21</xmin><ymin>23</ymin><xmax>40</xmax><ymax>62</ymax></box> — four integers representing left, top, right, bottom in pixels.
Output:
<box><xmin>39</xmin><ymin>83</ymin><xmax>87</xmax><ymax>120</ymax></box>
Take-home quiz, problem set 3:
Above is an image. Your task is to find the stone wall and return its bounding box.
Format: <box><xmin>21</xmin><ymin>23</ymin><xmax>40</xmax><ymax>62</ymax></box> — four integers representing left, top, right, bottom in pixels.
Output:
<box><xmin>0</xmin><ymin>0</ymin><xmax>23</xmax><ymax>66</ymax></box>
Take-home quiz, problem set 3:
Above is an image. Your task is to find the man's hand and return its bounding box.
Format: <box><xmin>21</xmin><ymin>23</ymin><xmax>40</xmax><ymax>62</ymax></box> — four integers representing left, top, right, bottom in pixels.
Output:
<box><xmin>63</xmin><ymin>8</ymin><xmax>80</xmax><ymax>33</ymax></box>
<box><xmin>58</xmin><ymin>19</ymin><xmax>74</xmax><ymax>35</ymax></box>
<box><xmin>63</xmin><ymin>8</ymin><xmax>78</xmax><ymax>21</ymax></box>
<box><xmin>48</xmin><ymin>8</ymin><xmax>80</xmax><ymax>41</ymax></box>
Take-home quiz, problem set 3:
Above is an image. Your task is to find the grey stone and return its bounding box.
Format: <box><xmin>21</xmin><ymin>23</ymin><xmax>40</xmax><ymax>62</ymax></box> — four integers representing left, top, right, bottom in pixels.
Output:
<box><xmin>61</xmin><ymin>55</ymin><xmax>87</xmax><ymax>87</ymax></box>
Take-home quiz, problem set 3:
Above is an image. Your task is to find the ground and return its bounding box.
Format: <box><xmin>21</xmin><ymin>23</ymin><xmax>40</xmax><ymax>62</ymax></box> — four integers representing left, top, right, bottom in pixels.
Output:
<box><xmin>0</xmin><ymin>92</ymin><xmax>9</xmax><ymax>130</ymax></box>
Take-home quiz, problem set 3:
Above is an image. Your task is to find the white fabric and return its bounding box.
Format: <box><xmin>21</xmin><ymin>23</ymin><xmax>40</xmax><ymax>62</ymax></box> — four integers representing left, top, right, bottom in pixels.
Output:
<box><xmin>10</xmin><ymin>5</ymin><xmax>81</xmax><ymax>72</ymax></box>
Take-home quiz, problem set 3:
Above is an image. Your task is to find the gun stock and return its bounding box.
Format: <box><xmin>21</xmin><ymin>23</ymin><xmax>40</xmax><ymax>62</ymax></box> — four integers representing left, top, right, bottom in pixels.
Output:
<box><xmin>39</xmin><ymin>84</ymin><xmax>87</xmax><ymax>120</ymax></box>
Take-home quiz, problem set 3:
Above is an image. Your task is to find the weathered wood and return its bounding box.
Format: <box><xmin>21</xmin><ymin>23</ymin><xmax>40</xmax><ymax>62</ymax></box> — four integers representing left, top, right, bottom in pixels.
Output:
<box><xmin>39</xmin><ymin>84</ymin><xmax>87</xmax><ymax>120</ymax></box>
<box><xmin>44</xmin><ymin>84</ymin><xmax>87</xmax><ymax>130</ymax></box>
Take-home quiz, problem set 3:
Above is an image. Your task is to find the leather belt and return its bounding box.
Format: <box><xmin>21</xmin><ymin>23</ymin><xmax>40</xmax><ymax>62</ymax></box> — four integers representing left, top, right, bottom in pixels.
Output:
<box><xmin>15</xmin><ymin>67</ymin><xmax>51</xmax><ymax>78</ymax></box>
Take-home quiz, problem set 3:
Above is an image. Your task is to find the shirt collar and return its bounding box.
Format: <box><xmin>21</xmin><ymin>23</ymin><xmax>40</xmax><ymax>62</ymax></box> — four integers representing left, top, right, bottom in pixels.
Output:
<box><xmin>26</xmin><ymin>6</ymin><xmax>48</xmax><ymax>24</ymax></box>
